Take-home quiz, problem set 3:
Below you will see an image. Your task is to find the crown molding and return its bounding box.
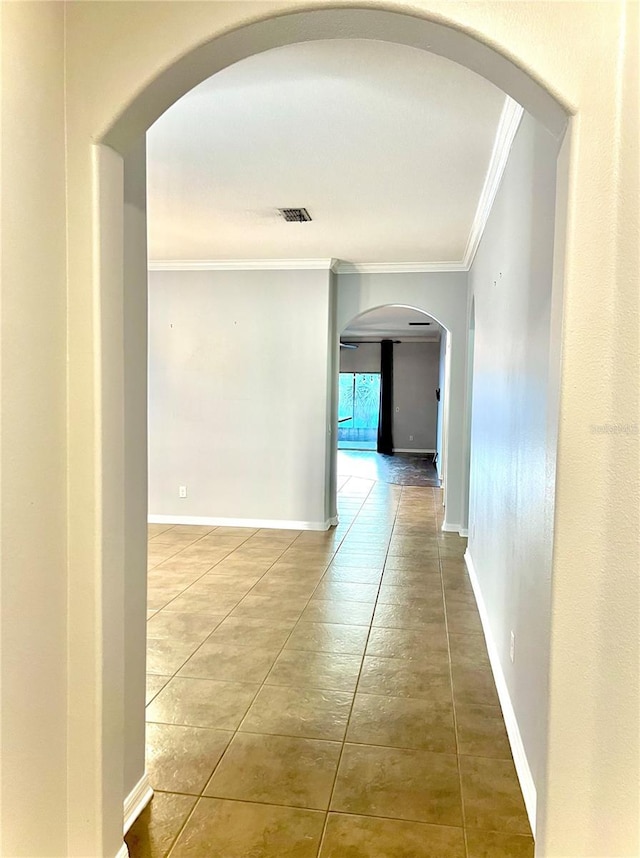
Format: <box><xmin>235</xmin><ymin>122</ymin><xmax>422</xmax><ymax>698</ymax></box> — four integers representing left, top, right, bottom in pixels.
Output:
<box><xmin>148</xmin><ymin>258</ymin><xmax>338</xmax><ymax>271</ymax></box>
<box><xmin>335</xmin><ymin>260</ymin><xmax>466</xmax><ymax>274</ymax></box>
<box><xmin>462</xmin><ymin>96</ymin><xmax>524</xmax><ymax>269</ymax></box>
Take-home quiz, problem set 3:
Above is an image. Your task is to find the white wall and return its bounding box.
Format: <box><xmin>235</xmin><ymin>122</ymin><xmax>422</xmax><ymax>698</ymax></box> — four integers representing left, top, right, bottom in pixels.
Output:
<box><xmin>339</xmin><ymin>341</ymin><xmax>380</xmax><ymax>373</ymax></box>
<box><xmin>467</xmin><ymin>111</ymin><xmax>559</xmax><ymax>824</ymax></box>
<box><xmin>393</xmin><ymin>342</ymin><xmax>440</xmax><ymax>451</ymax></box>
<box><xmin>337</xmin><ymin>271</ymin><xmax>469</xmax><ymax>530</ymax></box>
<box><xmin>0</xmin><ymin>5</ymin><xmax>68</xmax><ymax>854</ymax></box>
<box><xmin>148</xmin><ymin>268</ymin><xmax>334</xmax><ymax>528</ymax></box>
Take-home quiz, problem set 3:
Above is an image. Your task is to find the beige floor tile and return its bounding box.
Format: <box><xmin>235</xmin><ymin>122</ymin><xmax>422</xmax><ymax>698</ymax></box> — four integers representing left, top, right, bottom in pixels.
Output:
<box><xmin>207</xmin><ymin>616</ymin><xmax>293</xmax><ymax>649</ymax></box>
<box><xmin>331</xmin><ymin>744</ymin><xmax>463</xmax><ymax>826</ymax></box>
<box><xmin>322</xmin><ymin>566</ymin><xmax>383</xmax><ymax>584</ymax></box>
<box><xmin>152</xmin><ymin>556</ymin><xmax>215</xmax><ymax>576</ymax></box>
<box><xmin>146</xmin><ymin>638</ymin><xmax>200</xmax><ymax>675</ymax></box>
<box><xmin>300</xmin><ymin>599</ymin><xmax>375</xmax><ymax>626</ymax></box>
<box><xmin>230</xmin><ymin>593</ymin><xmax>308</xmax><ymax>625</ymax></box>
<box><xmin>373</xmin><ymin>602</ymin><xmax>445</xmax><ymax>631</ymax></box>
<box><xmin>465</xmin><ymin>829</ymin><xmax>535</xmax><ymax>857</ymax></box>
<box><xmin>378</xmin><ymin>583</ymin><xmax>442</xmax><ymax>604</ymax></box>
<box><xmin>319</xmin><ymin>813</ymin><xmax>466</xmax><ymax>858</ymax></box>
<box><xmin>146</xmin><ymin>676</ymin><xmax>259</xmax><ymax>729</ymax></box>
<box><xmin>205</xmin><ymin>732</ymin><xmax>341</xmax><ymax>809</ymax></box>
<box><xmin>451</xmin><ymin>665</ymin><xmax>500</xmax><ymax>707</ymax></box>
<box><xmin>170</xmin><ymin>798</ymin><xmax>324</xmax><ymax>858</ymax></box>
<box><xmin>366</xmin><ymin>627</ymin><xmax>449</xmax><ymax>662</ymax></box>
<box><xmin>330</xmin><ymin>554</ymin><xmax>386</xmax><ymax>569</ymax></box>
<box><xmin>312</xmin><ymin>581</ymin><xmax>379</xmax><ymax>603</ymax></box>
<box><xmin>249</xmin><ymin>578</ymin><xmax>319</xmax><ymax>599</ymax></box>
<box><xmin>146</xmin><ymin>674</ymin><xmax>171</xmax><ymax>705</ymax></box>
<box><xmin>124</xmin><ymin>791</ymin><xmax>196</xmax><ymax>858</ymax></box>
<box><xmin>455</xmin><ymin>702</ymin><xmax>512</xmax><ymax>759</ymax></box>
<box><xmin>265</xmin><ymin>649</ymin><xmax>362</xmax><ymax>692</ymax></box>
<box><xmin>381</xmin><ymin>571</ymin><xmax>441</xmax><ymax>590</ymax></box>
<box><xmin>445</xmin><ymin>603</ymin><xmax>484</xmax><ymax>635</ymax></box>
<box><xmin>240</xmin><ymin>684</ymin><xmax>353</xmax><ymax>741</ymax></box>
<box><xmin>147</xmin><ymin>524</ymin><xmax>174</xmax><ymax>538</ymax></box>
<box><xmin>146</xmin><ymin>722</ymin><xmax>232</xmax><ymax>794</ymax></box>
<box><xmin>285</xmin><ymin>621</ymin><xmax>369</xmax><ymax>655</ymax></box>
<box><xmin>346</xmin><ymin>693</ymin><xmax>456</xmax><ymax>753</ymax></box>
<box><xmin>146</xmin><ymin>611</ymin><xmax>224</xmax><ymax>643</ymax></box>
<box><xmin>178</xmin><ymin>640</ymin><xmax>281</xmax><ymax>683</ymax></box>
<box><xmin>448</xmin><ymin>633</ymin><xmax>491</xmax><ymax>668</ymax></box>
<box><xmin>164</xmin><ymin>589</ymin><xmax>241</xmax><ymax>615</ymax></box>
<box><xmin>460</xmin><ymin>756</ymin><xmax>531</xmax><ymax>835</ymax></box>
<box><xmin>383</xmin><ymin>557</ymin><xmax>440</xmax><ymax>572</ymax></box>
<box><xmin>357</xmin><ymin>656</ymin><xmax>452</xmax><ymax>703</ymax></box>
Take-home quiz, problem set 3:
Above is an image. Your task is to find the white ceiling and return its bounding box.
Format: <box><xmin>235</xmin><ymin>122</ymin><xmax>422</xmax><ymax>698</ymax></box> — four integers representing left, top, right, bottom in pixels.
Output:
<box><xmin>342</xmin><ymin>306</ymin><xmax>443</xmax><ymax>342</ymax></box>
<box><xmin>147</xmin><ymin>39</ymin><xmax>507</xmax><ymax>265</ymax></box>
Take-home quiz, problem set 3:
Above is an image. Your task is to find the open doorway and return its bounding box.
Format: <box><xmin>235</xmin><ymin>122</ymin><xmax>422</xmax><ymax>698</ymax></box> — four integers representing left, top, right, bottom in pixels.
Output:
<box><xmin>335</xmin><ymin>305</ymin><xmax>446</xmax><ymax>488</ymax></box>
<box><xmin>74</xmin><ymin>5</ymin><xmax>576</xmax><ymax>848</ymax></box>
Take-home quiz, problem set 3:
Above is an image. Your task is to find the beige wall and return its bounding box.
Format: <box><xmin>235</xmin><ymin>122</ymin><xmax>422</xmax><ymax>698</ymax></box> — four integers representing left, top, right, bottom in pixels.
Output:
<box><xmin>0</xmin><ymin>2</ymin><xmax>637</xmax><ymax>856</ymax></box>
<box><xmin>0</xmin><ymin>3</ymin><xmax>68</xmax><ymax>854</ymax></box>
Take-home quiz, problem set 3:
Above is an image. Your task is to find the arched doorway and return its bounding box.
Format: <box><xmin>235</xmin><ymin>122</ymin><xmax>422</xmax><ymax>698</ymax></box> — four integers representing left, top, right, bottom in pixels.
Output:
<box><xmin>65</xmin><ymin>7</ymin><xmax>586</xmax><ymax>857</ymax></box>
<box><xmin>335</xmin><ymin>305</ymin><xmax>457</xmax><ymax>515</ymax></box>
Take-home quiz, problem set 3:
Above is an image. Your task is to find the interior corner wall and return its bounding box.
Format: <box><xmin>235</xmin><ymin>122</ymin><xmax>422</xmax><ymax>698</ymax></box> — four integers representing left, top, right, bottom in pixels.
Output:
<box><xmin>336</xmin><ymin>271</ymin><xmax>469</xmax><ymax>530</ymax></box>
<box><xmin>467</xmin><ymin>110</ymin><xmax>559</xmax><ymax>815</ymax></box>
<box><xmin>0</xmin><ymin>4</ymin><xmax>69</xmax><ymax>854</ymax></box>
<box><xmin>148</xmin><ymin>268</ymin><xmax>333</xmax><ymax>528</ymax></box>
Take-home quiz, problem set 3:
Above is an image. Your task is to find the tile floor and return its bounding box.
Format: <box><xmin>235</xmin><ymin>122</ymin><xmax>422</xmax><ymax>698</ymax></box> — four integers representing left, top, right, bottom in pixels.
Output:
<box><xmin>127</xmin><ymin>470</ymin><xmax>533</xmax><ymax>857</ymax></box>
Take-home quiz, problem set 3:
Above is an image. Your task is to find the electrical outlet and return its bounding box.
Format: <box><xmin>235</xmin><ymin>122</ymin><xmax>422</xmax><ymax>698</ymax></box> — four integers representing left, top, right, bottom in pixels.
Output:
<box><xmin>510</xmin><ymin>630</ymin><xmax>515</xmax><ymax>663</ymax></box>
<box><xmin>179</xmin><ymin>485</ymin><xmax>187</xmax><ymax>498</ymax></box>
<box><xmin>409</xmin><ymin>434</ymin><xmax>413</xmax><ymax>441</ymax></box>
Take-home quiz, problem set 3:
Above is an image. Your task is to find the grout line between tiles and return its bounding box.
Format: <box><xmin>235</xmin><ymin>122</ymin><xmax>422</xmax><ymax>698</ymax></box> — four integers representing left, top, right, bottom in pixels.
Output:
<box><xmin>316</xmin><ymin>482</ymin><xmax>401</xmax><ymax>857</ymax></box>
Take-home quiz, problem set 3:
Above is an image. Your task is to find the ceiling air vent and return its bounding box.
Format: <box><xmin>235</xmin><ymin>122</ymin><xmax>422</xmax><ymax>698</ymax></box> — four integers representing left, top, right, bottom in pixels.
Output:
<box><xmin>278</xmin><ymin>207</ymin><xmax>312</xmax><ymax>223</ymax></box>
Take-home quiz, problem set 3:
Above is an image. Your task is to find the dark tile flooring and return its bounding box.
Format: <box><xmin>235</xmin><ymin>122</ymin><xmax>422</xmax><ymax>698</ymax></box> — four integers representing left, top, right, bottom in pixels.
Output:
<box><xmin>337</xmin><ymin>450</ymin><xmax>440</xmax><ymax>487</ymax></box>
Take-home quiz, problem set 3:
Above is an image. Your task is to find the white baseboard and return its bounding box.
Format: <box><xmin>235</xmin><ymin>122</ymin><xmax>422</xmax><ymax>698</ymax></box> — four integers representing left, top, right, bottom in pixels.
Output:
<box><xmin>441</xmin><ymin>521</ymin><xmax>467</xmax><ymax>537</ymax></box>
<box><xmin>115</xmin><ymin>844</ymin><xmax>130</xmax><ymax>858</ymax></box>
<box><xmin>123</xmin><ymin>772</ymin><xmax>153</xmax><ymax>834</ymax></box>
<box><xmin>328</xmin><ymin>515</ymin><xmax>339</xmax><ymax>526</ymax></box>
<box><xmin>464</xmin><ymin>550</ymin><xmax>537</xmax><ymax>834</ymax></box>
<box><xmin>392</xmin><ymin>448</ymin><xmax>436</xmax><ymax>454</ymax></box>
<box><xmin>148</xmin><ymin>514</ymin><xmax>332</xmax><ymax>532</ymax></box>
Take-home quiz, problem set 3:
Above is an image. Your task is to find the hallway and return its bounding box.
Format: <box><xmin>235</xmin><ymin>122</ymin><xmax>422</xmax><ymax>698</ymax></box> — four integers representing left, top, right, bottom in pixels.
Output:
<box><xmin>129</xmin><ymin>467</ymin><xmax>532</xmax><ymax>857</ymax></box>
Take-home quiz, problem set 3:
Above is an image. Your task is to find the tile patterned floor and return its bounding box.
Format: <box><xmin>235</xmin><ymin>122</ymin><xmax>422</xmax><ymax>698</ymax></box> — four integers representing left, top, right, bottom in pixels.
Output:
<box><xmin>127</xmin><ymin>470</ymin><xmax>533</xmax><ymax>857</ymax></box>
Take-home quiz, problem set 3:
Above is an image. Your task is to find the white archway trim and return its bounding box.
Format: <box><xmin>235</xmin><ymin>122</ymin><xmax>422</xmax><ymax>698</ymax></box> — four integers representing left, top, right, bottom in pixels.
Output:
<box><xmin>462</xmin><ymin>97</ymin><xmax>524</xmax><ymax>268</ymax></box>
